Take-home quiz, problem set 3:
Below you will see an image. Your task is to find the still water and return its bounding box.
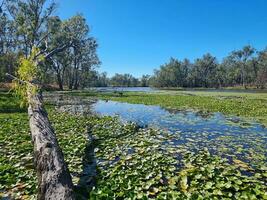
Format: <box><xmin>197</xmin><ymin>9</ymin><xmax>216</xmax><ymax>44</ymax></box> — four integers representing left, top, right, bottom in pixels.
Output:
<box><xmin>91</xmin><ymin>100</ymin><xmax>265</xmax><ymax>133</ymax></box>
<box><xmin>87</xmin><ymin>87</ymin><xmax>267</xmax><ymax>93</ymax></box>
<box><xmin>53</xmin><ymin>96</ymin><xmax>267</xmax><ymax>170</ymax></box>
<box><xmin>89</xmin><ymin>87</ymin><xmax>156</xmax><ymax>92</ymax></box>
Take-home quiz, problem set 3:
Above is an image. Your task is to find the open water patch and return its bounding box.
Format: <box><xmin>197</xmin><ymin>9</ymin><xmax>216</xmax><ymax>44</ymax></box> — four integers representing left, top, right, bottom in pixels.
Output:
<box><xmin>52</xmin><ymin>96</ymin><xmax>267</xmax><ymax>175</ymax></box>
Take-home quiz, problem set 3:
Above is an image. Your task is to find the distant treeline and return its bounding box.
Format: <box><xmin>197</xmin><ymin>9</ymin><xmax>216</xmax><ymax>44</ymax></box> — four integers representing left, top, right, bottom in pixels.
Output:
<box><xmin>0</xmin><ymin>1</ymin><xmax>266</xmax><ymax>90</ymax></box>
<box><xmin>90</xmin><ymin>45</ymin><xmax>267</xmax><ymax>89</ymax></box>
<box><xmin>149</xmin><ymin>46</ymin><xmax>267</xmax><ymax>89</ymax></box>
<box><xmin>88</xmin><ymin>73</ymin><xmax>150</xmax><ymax>87</ymax></box>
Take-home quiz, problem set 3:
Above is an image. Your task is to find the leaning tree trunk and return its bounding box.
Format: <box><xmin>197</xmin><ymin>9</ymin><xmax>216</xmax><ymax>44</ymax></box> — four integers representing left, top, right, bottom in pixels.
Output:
<box><xmin>27</xmin><ymin>90</ymin><xmax>75</xmax><ymax>200</ymax></box>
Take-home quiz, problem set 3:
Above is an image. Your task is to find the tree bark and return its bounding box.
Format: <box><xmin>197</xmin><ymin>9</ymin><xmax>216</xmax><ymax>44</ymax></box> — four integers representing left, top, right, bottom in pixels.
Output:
<box><xmin>51</xmin><ymin>60</ymin><xmax>64</xmax><ymax>91</ymax></box>
<box><xmin>27</xmin><ymin>91</ymin><xmax>75</xmax><ymax>200</ymax></box>
<box><xmin>56</xmin><ymin>72</ymin><xmax>64</xmax><ymax>91</ymax></box>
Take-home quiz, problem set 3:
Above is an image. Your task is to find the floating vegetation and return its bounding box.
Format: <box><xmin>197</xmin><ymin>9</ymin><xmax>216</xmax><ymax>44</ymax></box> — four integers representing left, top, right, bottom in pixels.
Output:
<box><xmin>56</xmin><ymin>98</ymin><xmax>267</xmax><ymax>172</ymax></box>
<box><xmin>59</xmin><ymin>95</ymin><xmax>267</xmax><ymax>199</ymax></box>
<box><xmin>0</xmin><ymin>92</ymin><xmax>267</xmax><ymax>199</ymax></box>
<box><xmin>0</xmin><ymin>113</ymin><xmax>36</xmax><ymax>199</ymax></box>
<box><xmin>88</xmin><ymin>118</ymin><xmax>267</xmax><ymax>199</ymax></box>
<box><xmin>85</xmin><ymin>91</ymin><xmax>267</xmax><ymax>126</ymax></box>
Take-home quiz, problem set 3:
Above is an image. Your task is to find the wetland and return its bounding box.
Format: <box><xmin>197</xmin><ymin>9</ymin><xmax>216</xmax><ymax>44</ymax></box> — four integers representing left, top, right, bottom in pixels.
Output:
<box><xmin>1</xmin><ymin>90</ymin><xmax>267</xmax><ymax>199</ymax></box>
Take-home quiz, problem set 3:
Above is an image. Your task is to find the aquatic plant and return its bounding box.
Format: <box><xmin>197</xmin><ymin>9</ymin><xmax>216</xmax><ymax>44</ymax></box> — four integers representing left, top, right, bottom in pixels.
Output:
<box><xmin>0</xmin><ymin>92</ymin><xmax>266</xmax><ymax>199</ymax></box>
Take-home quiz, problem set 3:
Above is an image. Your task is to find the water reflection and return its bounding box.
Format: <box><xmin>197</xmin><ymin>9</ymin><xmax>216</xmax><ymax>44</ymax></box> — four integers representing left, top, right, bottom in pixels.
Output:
<box><xmin>89</xmin><ymin>87</ymin><xmax>156</xmax><ymax>92</ymax></box>
<box><xmin>49</xmin><ymin>95</ymin><xmax>267</xmax><ymax>170</ymax></box>
<box><xmin>45</xmin><ymin>93</ymin><xmax>96</xmax><ymax>115</ymax></box>
<box><xmin>91</xmin><ymin>100</ymin><xmax>266</xmax><ymax>135</ymax></box>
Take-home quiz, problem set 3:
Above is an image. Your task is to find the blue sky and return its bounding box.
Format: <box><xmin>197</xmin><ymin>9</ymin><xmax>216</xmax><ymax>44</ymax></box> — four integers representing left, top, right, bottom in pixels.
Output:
<box><xmin>57</xmin><ymin>0</ymin><xmax>267</xmax><ymax>77</ymax></box>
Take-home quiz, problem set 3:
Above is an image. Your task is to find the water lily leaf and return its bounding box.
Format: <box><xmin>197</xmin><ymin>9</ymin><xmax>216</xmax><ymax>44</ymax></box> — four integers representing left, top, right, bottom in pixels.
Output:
<box><xmin>205</xmin><ymin>182</ymin><xmax>213</xmax><ymax>189</ymax></box>
<box><xmin>180</xmin><ymin>175</ymin><xmax>188</xmax><ymax>192</ymax></box>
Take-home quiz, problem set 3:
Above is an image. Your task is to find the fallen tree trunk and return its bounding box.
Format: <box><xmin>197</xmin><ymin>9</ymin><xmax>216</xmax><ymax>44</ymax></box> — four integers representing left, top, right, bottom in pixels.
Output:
<box><xmin>7</xmin><ymin>73</ymin><xmax>75</xmax><ymax>199</ymax></box>
<box><xmin>27</xmin><ymin>91</ymin><xmax>75</xmax><ymax>200</ymax></box>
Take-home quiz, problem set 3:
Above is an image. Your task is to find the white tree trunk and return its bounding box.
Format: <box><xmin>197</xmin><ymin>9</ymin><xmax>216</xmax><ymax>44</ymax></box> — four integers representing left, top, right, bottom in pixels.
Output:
<box><xmin>28</xmin><ymin>91</ymin><xmax>75</xmax><ymax>200</ymax></box>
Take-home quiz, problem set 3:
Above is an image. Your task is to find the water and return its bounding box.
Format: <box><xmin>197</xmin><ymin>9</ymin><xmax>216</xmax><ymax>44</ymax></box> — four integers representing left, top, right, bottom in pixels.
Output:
<box><xmin>92</xmin><ymin>100</ymin><xmax>267</xmax><ymax>172</ymax></box>
<box><xmin>89</xmin><ymin>87</ymin><xmax>157</xmax><ymax>92</ymax></box>
<box><xmin>183</xmin><ymin>88</ymin><xmax>267</xmax><ymax>93</ymax></box>
<box><xmin>53</xmin><ymin>96</ymin><xmax>267</xmax><ymax>170</ymax></box>
<box><xmin>91</xmin><ymin>100</ymin><xmax>265</xmax><ymax>133</ymax></box>
<box><xmin>87</xmin><ymin>87</ymin><xmax>267</xmax><ymax>93</ymax></box>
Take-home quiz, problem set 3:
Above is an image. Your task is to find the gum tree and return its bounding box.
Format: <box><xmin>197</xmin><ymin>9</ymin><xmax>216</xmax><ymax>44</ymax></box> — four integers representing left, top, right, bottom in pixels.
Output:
<box><xmin>7</xmin><ymin>48</ymin><xmax>75</xmax><ymax>200</ymax></box>
<box><xmin>5</xmin><ymin>0</ymin><xmax>76</xmax><ymax>199</ymax></box>
<box><xmin>231</xmin><ymin>45</ymin><xmax>255</xmax><ymax>88</ymax></box>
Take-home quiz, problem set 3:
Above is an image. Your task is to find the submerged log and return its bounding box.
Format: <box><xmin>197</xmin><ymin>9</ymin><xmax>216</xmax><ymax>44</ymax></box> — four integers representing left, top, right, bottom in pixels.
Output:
<box><xmin>27</xmin><ymin>91</ymin><xmax>75</xmax><ymax>200</ymax></box>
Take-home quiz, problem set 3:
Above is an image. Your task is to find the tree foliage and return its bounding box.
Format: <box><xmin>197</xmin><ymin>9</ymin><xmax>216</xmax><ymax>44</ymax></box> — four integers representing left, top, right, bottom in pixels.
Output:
<box><xmin>0</xmin><ymin>0</ymin><xmax>100</xmax><ymax>90</ymax></box>
<box><xmin>150</xmin><ymin>46</ymin><xmax>267</xmax><ymax>88</ymax></box>
<box><xmin>12</xmin><ymin>47</ymin><xmax>43</xmax><ymax>106</ymax></box>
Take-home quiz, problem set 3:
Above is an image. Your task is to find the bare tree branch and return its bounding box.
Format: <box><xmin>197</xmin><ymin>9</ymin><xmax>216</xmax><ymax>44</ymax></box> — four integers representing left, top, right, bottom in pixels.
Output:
<box><xmin>35</xmin><ymin>31</ymin><xmax>50</xmax><ymax>47</ymax></box>
<box><xmin>34</xmin><ymin>41</ymin><xmax>73</xmax><ymax>61</ymax></box>
<box><xmin>6</xmin><ymin>73</ymin><xmax>27</xmax><ymax>84</ymax></box>
<box><xmin>5</xmin><ymin>73</ymin><xmax>36</xmax><ymax>86</ymax></box>
<box><xmin>44</xmin><ymin>42</ymin><xmax>72</xmax><ymax>59</ymax></box>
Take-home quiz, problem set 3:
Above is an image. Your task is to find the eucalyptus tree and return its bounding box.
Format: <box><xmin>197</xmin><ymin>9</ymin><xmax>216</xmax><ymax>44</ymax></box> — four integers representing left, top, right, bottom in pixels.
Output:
<box><xmin>231</xmin><ymin>45</ymin><xmax>255</xmax><ymax>88</ymax></box>
<box><xmin>89</xmin><ymin>71</ymin><xmax>109</xmax><ymax>87</ymax></box>
<box><xmin>45</xmin><ymin>16</ymin><xmax>72</xmax><ymax>90</ymax></box>
<box><xmin>7</xmin><ymin>49</ymin><xmax>75</xmax><ymax>200</ymax></box>
<box><xmin>4</xmin><ymin>0</ymin><xmax>80</xmax><ymax>199</ymax></box>
<box><xmin>249</xmin><ymin>57</ymin><xmax>259</xmax><ymax>84</ymax></box>
<box><xmin>110</xmin><ymin>73</ymin><xmax>128</xmax><ymax>86</ymax></box>
<box><xmin>151</xmin><ymin>58</ymin><xmax>191</xmax><ymax>87</ymax></box>
<box><xmin>6</xmin><ymin>0</ymin><xmax>56</xmax><ymax>56</ymax></box>
<box><xmin>220</xmin><ymin>54</ymin><xmax>240</xmax><ymax>86</ymax></box>
<box><xmin>165</xmin><ymin>58</ymin><xmax>183</xmax><ymax>87</ymax></box>
<box><xmin>110</xmin><ymin>73</ymin><xmax>139</xmax><ymax>87</ymax></box>
<box><xmin>140</xmin><ymin>74</ymin><xmax>150</xmax><ymax>87</ymax></box>
<box><xmin>192</xmin><ymin>53</ymin><xmax>218</xmax><ymax>87</ymax></box>
<box><xmin>152</xmin><ymin>68</ymin><xmax>170</xmax><ymax>87</ymax></box>
<box><xmin>213</xmin><ymin>64</ymin><xmax>227</xmax><ymax>88</ymax></box>
<box><xmin>0</xmin><ymin>0</ymin><xmax>8</xmax><ymax>54</ymax></box>
<box><xmin>0</xmin><ymin>0</ymin><xmax>18</xmax><ymax>81</ymax></box>
<box><xmin>256</xmin><ymin>48</ymin><xmax>267</xmax><ymax>88</ymax></box>
<box><xmin>3</xmin><ymin>0</ymin><xmax>75</xmax><ymax>84</ymax></box>
<box><xmin>58</xmin><ymin>14</ymin><xmax>100</xmax><ymax>89</ymax></box>
<box><xmin>151</xmin><ymin>58</ymin><xmax>180</xmax><ymax>87</ymax></box>
<box><xmin>74</xmin><ymin>38</ymin><xmax>100</xmax><ymax>89</ymax></box>
<box><xmin>180</xmin><ymin>58</ymin><xmax>191</xmax><ymax>87</ymax></box>
<box><xmin>97</xmin><ymin>72</ymin><xmax>109</xmax><ymax>87</ymax></box>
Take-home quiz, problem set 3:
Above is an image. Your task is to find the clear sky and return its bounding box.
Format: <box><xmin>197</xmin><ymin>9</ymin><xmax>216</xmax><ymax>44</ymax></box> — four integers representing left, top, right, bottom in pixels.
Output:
<box><xmin>57</xmin><ymin>0</ymin><xmax>267</xmax><ymax>78</ymax></box>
